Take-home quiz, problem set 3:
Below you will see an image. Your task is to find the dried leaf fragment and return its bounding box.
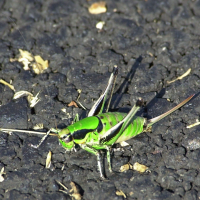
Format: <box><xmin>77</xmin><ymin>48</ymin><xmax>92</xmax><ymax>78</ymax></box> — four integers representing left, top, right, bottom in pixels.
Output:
<box><xmin>32</xmin><ymin>55</ymin><xmax>49</xmax><ymax>74</ymax></box>
<box><xmin>19</xmin><ymin>49</ymin><xmax>34</xmax><ymax>62</ymax></box>
<box><xmin>18</xmin><ymin>49</ymin><xmax>34</xmax><ymax>70</ymax></box>
<box><xmin>120</xmin><ymin>163</ymin><xmax>133</xmax><ymax>172</ymax></box>
<box><xmin>70</xmin><ymin>182</ymin><xmax>82</xmax><ymax>200</ymax></box>
<box><xmin>96</xmin><ymin>21</ymin><xmax>105</xmax><ymax>29</ymax></box>
<box><xmin>129</xmin><ymin>191</ymin><xmax>134</xmax><ymax>196</ymax></box>
<box><xmin>133</xmin><ymin>162</ymin><xmax>148</xmax><ymax>173</ymax></box>
<box><xmin>13</xmin><ymin>91</ymin><xmax>40</xmax><ymax>107</ymax></box>
<box><xmin>0</xmin><ymin>167</ymin><xmax>5</xmax><ymax>182</ymax></box>
<box><xmin>0</xmin><ymin>79</ymin><xmax>15</xmax><ymax>91</ymax></box>
<box><xmin>56</xmin><ymin>180</ymin><xmax>82</xmax><ymax>200</ymax></box>
<box><xmin>14</xmin><ymin>49</ymin><xmax>48</xmax><ymax>74</ymax></box>
<box><xmin>68</xmin><ymin>101</ymin><xmax>78</xmax><ymax>108</ymax></box>
<box><xmin>116</xmin><ymin>190</ymin><xmax>126</xmax><ymax>198</ymax></box>
<box><xmin>167</xmin><ymin>68</ymin><xmax>191</xmax><ymax>84</ymax></box>
<box><xmin>88</xmin><ymin>2</ymin><xmax>107</xmax><ymax>14</ymax></box>
<box><xmin>120</xmin><ymin>162</ymin><xmax>149</xmax><ymax>173</ymax></box>
<box><xmin>46</xmin><ymin>151</ymin><xmax>52</xmax><ymax>168</ymax></box>
<box><xmin>33</xmin><ymin>123</ymin><xmax>44</xmax><ymax>130</ymax></box>
<box><xmin>28</xmin><ymin>91</ymin><xmax>40</xmax><ymax>107</ymax></box>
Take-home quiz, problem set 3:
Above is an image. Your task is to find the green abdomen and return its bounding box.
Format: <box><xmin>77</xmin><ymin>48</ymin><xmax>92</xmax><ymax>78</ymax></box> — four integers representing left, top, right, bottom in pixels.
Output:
<box><xmin>97</xmin><ymin>112</ymin><xmax>145</xmax><ymax>144</ymax></box>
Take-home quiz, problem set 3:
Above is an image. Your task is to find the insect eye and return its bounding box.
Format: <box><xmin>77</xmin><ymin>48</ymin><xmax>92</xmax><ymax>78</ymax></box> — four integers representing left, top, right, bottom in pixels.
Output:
<box><xmin>62</xmin><ymin>135</ymin><xmax>73</xmax><ymax>143</ymax></box>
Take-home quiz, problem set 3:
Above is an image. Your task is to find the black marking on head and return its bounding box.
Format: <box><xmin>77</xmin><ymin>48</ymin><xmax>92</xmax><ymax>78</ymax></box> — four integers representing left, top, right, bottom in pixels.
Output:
<box><xmin>96</xmin><ymin>117</ymin><xmax>103</xmax><ymax>133</ymax></box>
<box><xmin>136</xmin><ymin>98</ymin><xmax>144</xmax><ymax>107</ymax></box>
<box><xmin>100</xmin><ymin>116</ymin><xmax>104</xmax><ymax>119</ymax></box>
<box><xmin>73</xmin><ymin>129</ymin><xmax>94</xmax><ymax>140</ymax></box>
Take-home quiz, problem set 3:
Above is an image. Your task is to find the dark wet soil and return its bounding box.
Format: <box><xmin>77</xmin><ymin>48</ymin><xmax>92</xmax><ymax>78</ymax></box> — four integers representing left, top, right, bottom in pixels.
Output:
<box><xmin>0</xmin><ymin>0</ymin><xmax>200</xmax><ymax>199</ymax></box>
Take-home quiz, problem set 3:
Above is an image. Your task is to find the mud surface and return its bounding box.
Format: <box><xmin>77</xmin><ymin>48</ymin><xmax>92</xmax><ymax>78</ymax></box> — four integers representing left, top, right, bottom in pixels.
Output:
<box><xmin>0</xmin><ymin>0</ymin><xmax>200</xmax><ymax>199</ymax></box>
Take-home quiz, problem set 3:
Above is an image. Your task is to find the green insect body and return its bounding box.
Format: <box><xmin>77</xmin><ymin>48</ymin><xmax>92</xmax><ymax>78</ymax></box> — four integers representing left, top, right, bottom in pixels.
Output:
<box><xmin>59</xmin><ymin>112</ymin><xmax>145</xmax><ymax>151</ymax></box>
<box><xmin>0</xmin><ymin>65</ymin><xmax>194</xmax><ymax>179</ymax></box>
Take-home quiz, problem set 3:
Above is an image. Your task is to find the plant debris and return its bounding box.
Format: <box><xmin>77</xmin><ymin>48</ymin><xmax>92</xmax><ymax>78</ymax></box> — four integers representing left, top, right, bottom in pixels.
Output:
<box><xmin>187</xmin><ymin>119</ymin><xmax>200</xmax><ymax>128</ymax></box>
<box><xmin>116</xmin><ymin>190</ymin><xmax>126</xmax><ymax>198</ymax></box>
<box><xmin>68</xmin><ymin>101</ymin><xmax>78</xmax><ymax>108</ymax></box>
<box><xmin>120</xmin><ymin>162</ymin><xmax>149</xmax><ymax>173</ymax></box>
<box><xmin>56</xmin><ymin>180</ymin><xmax>82</xmax><ymax>200</ymax></box>
<box><xmin>11</xmin><ymin>49</ymin><xmax>49</xmax><ymax>74</ymax></box>
<box><xmin>133</xmin><ymin>162</ymin><xmax>149</xmax><ymax>173</ymax></box>
<box><xmin>120</xmin><ymin>163</ymin><xmax>132</xmax><ymax>172</ymax></box>
<box><xmin>96</xmin><ymin>21</ymin><xmax>105</xmax><ymax>30</ymax></box>
<box><xmin>167</xmin><ymin>68</ymin><xmax>191</xmax><ymax>84</ymax></box>
<box><xmin>88</xmin><ymin>2</ymin><xmax>107</xmax><ymax>14</ymax></box>
<box><xmin>0</xmin><ymin>167</ymin><xmax>5</xmax><ymax>182</ymax></box>
<box><xmin>32</xmin><ymin>55</ymin><xmax>49</xmax><ymax>74</ymax></box>
<box><xmin>13</xmin><ymin>91</ymin><xmax>40</xmax><ymax>107</ymax></box>
<box><xmin>33</xmin><ymin>123</ymin><xmax>44</xmax><ymax>130</ymax></box>
<box><xmin>0</xmin><ymin>79</ymin><xmax>15</xmax><ymax>91</ymax></box>
<box><xmin>17</xmin><ymin>49</ymin><xmax>34</xmax><ymax>70</ymax></box>
<box><xmin>46</xmin><ymin>151</ymin><xmax>52</xmax><ymax>168</ymax></box>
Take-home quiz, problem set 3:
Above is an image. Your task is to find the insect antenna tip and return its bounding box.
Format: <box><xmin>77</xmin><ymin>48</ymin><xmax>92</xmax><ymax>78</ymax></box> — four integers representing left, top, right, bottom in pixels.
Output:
<box><xmin>113</xmin><ymin>65</ymin><xmax>118</xmax><ymax>75</ymax></box>
<box><xmin>136</xmin><ymin>98</ymin><xmax>144</xmax><ymax>107</ymax></box>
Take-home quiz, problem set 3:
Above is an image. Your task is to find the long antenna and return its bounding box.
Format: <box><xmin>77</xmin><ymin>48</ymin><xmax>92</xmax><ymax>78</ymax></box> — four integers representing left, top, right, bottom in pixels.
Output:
<box><xmin>147</xmin><ymin>94</ymin><xmax>195</xmax><ymax>128</ymax></box>
<box><xmin>0</xmin><ymin>128</ymin><xmax>58</xmax><ymax>136</ymax></box>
